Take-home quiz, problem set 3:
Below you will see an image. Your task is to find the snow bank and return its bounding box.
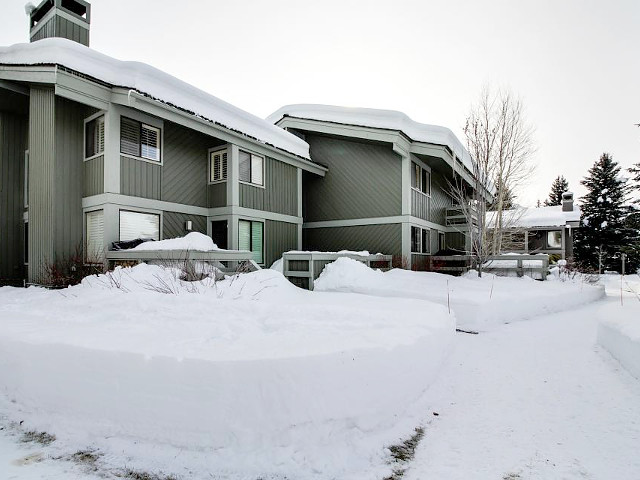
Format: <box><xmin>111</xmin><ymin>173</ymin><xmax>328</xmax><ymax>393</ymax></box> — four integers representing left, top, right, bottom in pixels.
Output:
<box><xmin>315</xmin><ymin>258</ymin><xmax>605</xmax><ymax>330</ymax></box>
<box><xmin>0</xmin><ymin>265</ymin><xmax>454</xmax><ymax>478</ymax></box>
<box><xmin>132</xmin><ymin>232</ymin><xmax>220</xmax><ymax>251</ymax></box>
<box><xmin>267</xmin><ymin>104</ymin><xmax>474</xmax><ymax>172</ymax></box>
<box><xmin>596</xmin><ymin>274</ymin><xmax>640</xmax><ymax>380</ymax></box>
<box><xmin>0</xmin><ymin>38</ymin><xmax>310</xmax><ymax>159</ymax></box>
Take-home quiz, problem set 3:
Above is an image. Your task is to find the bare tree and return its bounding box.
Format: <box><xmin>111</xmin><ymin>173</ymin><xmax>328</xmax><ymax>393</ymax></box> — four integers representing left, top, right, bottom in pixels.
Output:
<box><xmin>449</xmin><ymin>85</ymin><xmax>535</xmax><ymax>276</ymax></box>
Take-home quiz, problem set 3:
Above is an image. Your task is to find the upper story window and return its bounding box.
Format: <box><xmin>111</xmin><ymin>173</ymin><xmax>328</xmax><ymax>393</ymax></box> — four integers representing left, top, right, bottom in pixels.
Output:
<box><xmin>210</xmin><ymin>149</ymin><xmax>228</xmax><ymax>182</ymax></box>
<box><xmin>120</xmin><ymin>117</ymin><xmax>161</xmax><ymax>162</ymax></box>
<box><xmin>85</xmin><ymin>115</ymin><xmax>105</xmax><ymax>158</ymax></box>
<box><xmin>411</xmin><ymin>162</ymin><xmax>431</xmax><ymax>196</ymax></box>
<box><xmin>239</xmin><ymin>150</ymin><xmax>264</xmax><ymax>186</ymax></box>
<box><xmin>547</xmin><ymin>230</ymin><xmax>562</xmax><ymax>249</ymax></box>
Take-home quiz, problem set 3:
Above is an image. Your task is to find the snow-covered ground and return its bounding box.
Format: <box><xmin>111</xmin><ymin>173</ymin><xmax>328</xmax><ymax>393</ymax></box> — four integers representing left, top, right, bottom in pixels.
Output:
<box><xmin>0</xmin><ymin>263</ymin><xmax>637</xmax><ymax>479</ymax></box>
<box><xmin>0</xmin><ymin>264</ymin><xmax>453</xmax><ymax>479</ymax></box>
<box><xmin>403</xmin><ymin>273</ymin><xmax>640</xmax><ymax>480</ymax></box>
<box><xmin>314</xmin><ymin>258</ymin><xmax>605</xmax><ymax>330</ymax></box>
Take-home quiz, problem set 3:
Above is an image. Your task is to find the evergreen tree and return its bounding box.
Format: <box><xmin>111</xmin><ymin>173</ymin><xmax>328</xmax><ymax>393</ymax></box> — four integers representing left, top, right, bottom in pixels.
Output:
<box><xmin>573</xmin><ymin>153</ymin><xmax>635</xmax><ymax>273</ymax></box>
<box><xmin>630</xmin><ymin>162</ymin><xmax>640</xmax><ymax>204</ymax></box>
<box><xmin>544</xmin><ymin>175</ymin><xmax>570</xmax><ymax>206</ymax></box>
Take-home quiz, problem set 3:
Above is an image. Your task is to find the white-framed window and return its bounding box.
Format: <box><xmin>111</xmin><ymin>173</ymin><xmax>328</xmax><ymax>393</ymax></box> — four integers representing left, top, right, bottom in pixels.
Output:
<box><xmin>210</xmin><ymin>148</ymin><xmax>228</xmax><ymax>182</ymax></box>
<box><xmin>238</xmin><ymin>219</ymin><xmax>264</xmax><ymax>264</ymax></box>
<box><xmin>239</xmin><ymin>150</ymin><xmax>264</xmax><ymax>186</ymax></box>
<box><xmin>411</xmin><ymin>226</ymin><xmax>430</xmax><ymax>254</ymax></box>
<box><xmin>411</xmin><ymin>161</ymin><xmax>431</xmax><ymax>196</ymax></box>
<box><xmin>85</xmin><ymin>209</ymin><xmax>105</xmax><ymax>263</ymax></box>
<box><xmin>85</xmin><ymin>115</ymin><xmax>105</xmax><ymax>159</ymax></box>
<box><xmin>119</xmin><ymin>210</ymin><xmax>160</xmax><ymax>242</ymax></box>
<box><xmin>120</xmin><ymin>116</ymin><xmax>161</xmax><ymax>162</ymax></box>
<box><xmin>547</xmin><ymin>230</ymin><xmax>562</xmax><ymax>249</ymax></box>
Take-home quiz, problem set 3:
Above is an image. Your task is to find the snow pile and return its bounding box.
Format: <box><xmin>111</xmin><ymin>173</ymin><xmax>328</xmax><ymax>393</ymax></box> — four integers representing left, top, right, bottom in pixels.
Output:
<box><xmin>0</xmin><ymin>38</ymin><xmax>310</xmax><ymax>159</ymax></box>
<box><xmin>132</xmin><ymin>232</ymin><xmax>220</xmax><ymax>251</ymax></box>
<box><xmin>0</xmin><ymin>264</ymin><xmax>454</xmax><ymax>479</ymax></box>
<box><xmin>596</xmin><ymin>274</ymin><xmax>640</xmax><ymax>380</ymax></box>
<box><xmin>267</xmin><ymin>104</ymin><xmax>474</xmax><ymax>172</ymax></box>
<box><xmin>315</xmin><ymin>259</ymin><xmax>604</xmax><ymax>329</ymax></box>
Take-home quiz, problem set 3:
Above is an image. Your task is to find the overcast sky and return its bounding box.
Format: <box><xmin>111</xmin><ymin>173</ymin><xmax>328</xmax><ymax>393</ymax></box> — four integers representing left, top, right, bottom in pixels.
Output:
<box><xmin>2</xmin><ymin>0</ymin><xmax>638</xmax><ymax>206</ymax></box>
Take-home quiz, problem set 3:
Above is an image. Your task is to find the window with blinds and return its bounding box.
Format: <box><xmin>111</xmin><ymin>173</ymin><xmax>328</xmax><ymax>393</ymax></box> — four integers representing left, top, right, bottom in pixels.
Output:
<box><xmin>238</xmin><ymin>220</ymin><xmax>264</xmax><ymax>264</ymax></box>
<box><xmin>119</xmin><ymin>210</ymin><xmax>160</xmax><ymax>242</ymax></box>
<box><xmin>120</xmin><ymin>117</ymin><xmax>161</xmax><ymax>162</ymax></box>
<box><xmin>210</xmin><ymin>149</ymin><xmax>228</xmax><ymax>182</ymax></box>
<box><xmin>85</xmin><ymin>115</ymin><xmax>105</xmax><ymax>158</ymax></box>
<box><xmin>85</xmin><ymin>210</ymin><xmax>105</xmax><ymax>263</ymax></box>
<box><xmin>239</xmin><ymin>150</ymin><xmax>264</xmax><ymax>186</ymax></box>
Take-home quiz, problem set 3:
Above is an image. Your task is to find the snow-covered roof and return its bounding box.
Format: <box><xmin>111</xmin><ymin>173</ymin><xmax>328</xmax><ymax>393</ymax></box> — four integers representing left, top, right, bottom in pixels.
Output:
<box><xmin>0</xmin><ymin>39</ymin><xmax>310</xmax><ymax>160</ymax></box>
<box><xmin>487</xmin><ymin>205</ymin><xmax>581</xmax><ymax>229</ymax></box>
<box><xmin>267</xmin><ymin>104</ymin><xmax>474</xmax><ymax>172</ymax></box>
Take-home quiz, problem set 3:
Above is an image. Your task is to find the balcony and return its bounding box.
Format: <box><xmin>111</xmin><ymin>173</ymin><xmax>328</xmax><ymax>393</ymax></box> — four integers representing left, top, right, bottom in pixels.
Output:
<box><xmin>446</xmin><ymin>205</ymin><xmax>478</xmax><ymax>227</ymax></box>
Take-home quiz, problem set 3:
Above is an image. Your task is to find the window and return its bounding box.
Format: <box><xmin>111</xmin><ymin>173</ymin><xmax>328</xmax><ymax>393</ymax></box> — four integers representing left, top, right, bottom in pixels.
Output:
<box><xmin>120</xmin><ymin>117</ymin><xmax>161</xmax><ymax>162</ymax></box>
<box><xmin>411</xmin><ymin>162</ymin><xmax>431</xmax><ymax>195</ymax></box>
<box><xmin>210</xmin><ymin>149</ymin><xmax>228</xmax><ymax>182</ymax></box>
<box><xmin>421</xmin><ymin>229</ymin><xmax>430</xmax><ymax>254</ymax></box>
<box><xmin>119</xmin><ymin>210</ymin><xmax>160</xmax><ymax>242</ymax></box>
<box><xmin>239</xmin><ymin>220</ymin><xmax>264</xmax><ymax>264</ymax></box>
<box><xmin>85</xmin><ymin>115</ymin><xmax>105</xmax><ymax>158</ymax></box>
<box><xmin>85</xmin><ymin>210</ymin><xmax>104</xmax><ymax>263</ymax></box>
<box><xmin>411</xmin><ymin>226</ymin><xmax>430</xmax><ymax>253</ymax></box>
<box><xmin>239</xmin><ymin>150</ymin><xmax>264</xmax><ymax>186</ymax></box>
<box><xmin>547</xmin><ymin>231</ymin><xmax>562</xmax><ymax>249</ymax></box>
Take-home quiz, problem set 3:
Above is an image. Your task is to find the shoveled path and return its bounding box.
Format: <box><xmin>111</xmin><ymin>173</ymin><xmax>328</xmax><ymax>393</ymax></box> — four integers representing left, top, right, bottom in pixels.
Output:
<box><xmin>404</xmin><ymin>296</ymin><xmax>640</xmax><ymax>480</ymax></box>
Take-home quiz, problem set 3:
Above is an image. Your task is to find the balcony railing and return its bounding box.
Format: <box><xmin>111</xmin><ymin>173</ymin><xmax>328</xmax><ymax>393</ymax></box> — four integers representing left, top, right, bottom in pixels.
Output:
<box><xmin>446</xmin><ymin>205</ymin><xmax>478</xmax><ymax>227</ymax></box>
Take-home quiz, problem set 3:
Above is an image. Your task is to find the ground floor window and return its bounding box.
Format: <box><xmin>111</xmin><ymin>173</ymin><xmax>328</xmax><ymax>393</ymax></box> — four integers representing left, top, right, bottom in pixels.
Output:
<box><xmin>239</xmin><ymin>220</ymin><xmax>264</xmax><ymax>264</ymax></box>
<box><xmin>411</xmin><ymin>226</ymin><xmax>430</xmax><ymax>254</ymax></box>
<box><xmin>547</xmin><ymin>230</ymin><xmax>562</xmax><ymax>249</ymax></box>
<box><xmin>119</xmin><ymin>210</ymin><xmax>160</xmax><ymax>242</ymax></box>
<box><xmin>85</xmin><ymin>210</ymin><xmax>105</xmax><ymax>263</ymax></box>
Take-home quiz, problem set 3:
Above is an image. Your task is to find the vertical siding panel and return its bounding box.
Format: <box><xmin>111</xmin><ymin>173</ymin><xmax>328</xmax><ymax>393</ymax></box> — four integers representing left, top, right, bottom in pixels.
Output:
<box><xmin>120</xmin><ymin>156</ymin><xmax>161</xmax><ymax>200</ymax></box>
<box><xmin>0</xmin><ymin>108</ymin><xmax>28</xmax><ymax>281</ymax></box>
<box><xmin>265</xmin><ymin>220</ymin><xmax>297</xmax><ymax>268</ymax></box>
<box><xmin>239</xmin><ymin>157</ymin><xmax>297</xmax><ymax>216</ymax></box>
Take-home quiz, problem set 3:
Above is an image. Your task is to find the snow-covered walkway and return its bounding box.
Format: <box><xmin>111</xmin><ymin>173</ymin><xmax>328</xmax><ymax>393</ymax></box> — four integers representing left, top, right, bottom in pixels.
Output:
<box><xmin>404</xmin><ymin>295</ymin><xmax>640</xmax><ymax>480</ymax></box>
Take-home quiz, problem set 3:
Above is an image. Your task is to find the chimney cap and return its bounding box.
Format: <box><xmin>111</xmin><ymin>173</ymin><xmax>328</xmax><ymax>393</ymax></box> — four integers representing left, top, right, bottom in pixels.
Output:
<box><xmin>562</xmin><ymin>191</ymin><xmax>573</xmax><ymax>199</ymax></box>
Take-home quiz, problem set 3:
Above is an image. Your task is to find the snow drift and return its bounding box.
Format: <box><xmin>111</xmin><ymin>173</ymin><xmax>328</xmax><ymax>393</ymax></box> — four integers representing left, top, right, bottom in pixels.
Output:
<box><xmin>0</xmin><ymin>265</ymin><xmax>454</xmax><ymax>479</ymax></box>
<box><xmin>314</xmin><ymin>258</ymin><xmax>605</xmax><ymax>329</ymax></box>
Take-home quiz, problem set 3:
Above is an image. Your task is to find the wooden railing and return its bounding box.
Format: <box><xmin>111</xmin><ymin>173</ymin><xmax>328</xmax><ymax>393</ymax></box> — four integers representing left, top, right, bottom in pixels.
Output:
<box><xmin>283</xmin><ymin>252</ymin><xmax>393</xmax><ymax>290</ymax></box>
<box><xmin>482</xmin><ymin>254</ymin><xmax>549</xmax><ymax>280</ymax></box>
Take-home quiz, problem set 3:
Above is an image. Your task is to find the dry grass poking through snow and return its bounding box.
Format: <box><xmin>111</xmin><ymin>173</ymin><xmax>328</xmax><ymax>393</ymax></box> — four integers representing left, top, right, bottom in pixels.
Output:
<box><xmin>384</xmin><ymin>426</ymin><xmax>425</xmax><ymax>479</ymax></box>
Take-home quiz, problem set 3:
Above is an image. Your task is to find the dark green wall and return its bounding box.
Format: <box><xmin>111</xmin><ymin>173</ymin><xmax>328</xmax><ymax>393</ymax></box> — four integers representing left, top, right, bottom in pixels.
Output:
<box><xmin>265</xmin><ymin>220</ymin><xmax>298</xmax><ymax>268</ymax></box>
<box><xmin>240</xmin><ymin>156</ymin><xmax>297</xmax><ymax>216</ymax></box>
<box><xmin>163</xmin><ymin>211</ymin><xmax>207</xmax><ymax>239</ymax></box>
<box><xmin>303</xmin><ymin>224</ymin><xmax>402</xmax><ymax>256</ymax></box>
<box><xmin>120</xmin><ymin>156</ymin><xmax>161</xmax><ymax>200</ymax></box>
<box><xmin>430</xmin><ymin>169</ymin><xmax>453</xmax><ymax>226</ymax></box>
<box><xmin>83</xmin><ymin>155</ymin><xmax>103</xmax><ymax>196</ymax></box>
<box><xmin>0</xmin><ymin>108</ymin><xmax>28</xmax><ymax>282</ymax></box>
<box><xmin>303</xmin><ymin>134</ymin><xmax>402</xmax><ymax>221</ymax></box>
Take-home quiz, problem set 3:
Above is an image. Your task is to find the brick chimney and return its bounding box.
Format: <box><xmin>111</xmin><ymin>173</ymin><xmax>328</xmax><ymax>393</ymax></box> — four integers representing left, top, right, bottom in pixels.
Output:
<box><xmin>562</xmin><ymin>192</ymin><xmax>574</xmax><ymax>212</ymax></box>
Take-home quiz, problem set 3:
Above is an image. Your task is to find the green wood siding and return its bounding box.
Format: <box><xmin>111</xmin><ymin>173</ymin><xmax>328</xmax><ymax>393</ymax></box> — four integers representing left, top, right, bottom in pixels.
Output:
<box><xmin>163</xmin><ymin>211</ymin><xmax>207</xmax><ymax>239</ymax></box>
<box><xmin>54</xmin><ymin>96</ymin><xmax>89</xmax><ymax>262</ymax></box>
<box><xmin>430</xmin><ymin>170</ymin><xmax>452</xmax><ymax>226</ymax></box>
<box><xmin>27</xmin><ymin>87</ymin><xmax>56</xmax><ymax>283</ymax></box>
<box><xmin>0</xmin><ymin>110</ymin><xmax>28</xmax><ymax>282</ymax></box>
<box><xmin>303</xmin><ymin>135</ymin><xmax>402</xmax><ymax>221</ymax></box>
<box><xmin>411</xmin><ymin>189</ymin><xmax>430</xmax><ymax>221</ymax></box>
<box><xmin>207</xmin><ymin>183</ymin><xmax>226</xmax><ymax>208</ymax></box>
<box><xmin>27</xmin><ymin>90</ymin><xmax>89</xmax><ymax>282</ymax></box>
<box><xmin>83</xmin><ymin>155</ymin><xmax>103</xmax><ymax>196</ymax></box>
<box><xmin>265</xmin><ymin>220</ymin><xmax>297</xmax><ymax>268</ymax></box>
<box><xmin>239</xmin><ymin>157</ymin><xmax>297</xmax><ymax>216</ymax></box>
<box><xmin>162</xmin><ymin>121</ymin><xmax>219</xmax><ymax>207</ymax></box>
<box><xmin>31</xmin><ymin>14</ymin><xmax>89</xmax><ymax>46</ymax></box>
<box><xmin>120</xmin><ymin>156</ymin><xmax>161</xmax><ymax>200</ymax></box>
<box><xmin>303</xmin><ymin>224</ymin><xmax>402</xmax><ymax>256</ymax></box>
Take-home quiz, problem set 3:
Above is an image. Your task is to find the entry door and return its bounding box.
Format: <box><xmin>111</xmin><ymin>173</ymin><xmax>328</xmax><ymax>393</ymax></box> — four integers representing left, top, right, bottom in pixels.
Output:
<box><xmin>211</xmin><ymin>220</ymin><xmax>228</xmax><ymax>250</ymax></box>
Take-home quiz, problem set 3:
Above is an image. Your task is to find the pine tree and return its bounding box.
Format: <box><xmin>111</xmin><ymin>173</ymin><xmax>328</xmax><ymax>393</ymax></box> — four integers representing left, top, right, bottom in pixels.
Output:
<box><xmin>544</xmin><ymin>175</ymin><xmax>570</xmax><ymax>206</ymax></box>
<box><xmin>573</xmin><ymin>153</ymin><xmax>635</xmax><ymax>272</ymax></box>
